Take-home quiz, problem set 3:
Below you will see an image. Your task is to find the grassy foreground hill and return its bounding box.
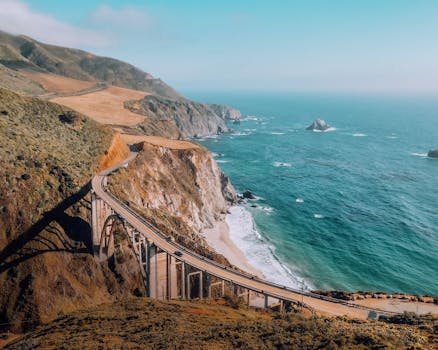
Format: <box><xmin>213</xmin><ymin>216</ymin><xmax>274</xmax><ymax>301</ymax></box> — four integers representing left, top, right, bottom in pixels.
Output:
<box><xmin>5</xmin><ymin>298</ymin><xmax>437</xmax><ymax>349</ymax></box>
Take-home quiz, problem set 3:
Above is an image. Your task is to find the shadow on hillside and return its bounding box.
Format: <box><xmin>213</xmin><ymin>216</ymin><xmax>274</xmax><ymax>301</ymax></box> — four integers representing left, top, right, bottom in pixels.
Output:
<box><xmin>0</xmin><ymin>182</ymin><xmax>93</xmax><ymax>274</ymax></box>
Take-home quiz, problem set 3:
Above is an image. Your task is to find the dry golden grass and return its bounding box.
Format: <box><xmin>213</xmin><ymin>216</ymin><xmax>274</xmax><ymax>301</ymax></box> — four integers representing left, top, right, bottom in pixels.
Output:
<box><xmin>6</xmin><ymin>298</ymin><xmax>437</xmax><ymax>350</ymax></box>
<box><xmin>120</xmin><ymin>134</ymin><xmax>200</xmax><ymax>150</ymax></box>
<box><xmin>19</xmin><ymin>71</ymin><xmax>96</xmax><ymax>94</ymax></box>
<box><xmin>51</xmin><ymin>86</ymin><xmax>148</xmax><ymax>126</ymax></box>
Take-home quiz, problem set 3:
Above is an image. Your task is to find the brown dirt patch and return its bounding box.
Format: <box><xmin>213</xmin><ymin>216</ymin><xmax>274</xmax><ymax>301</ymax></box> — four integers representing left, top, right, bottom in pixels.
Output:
<box><xmin>120</xmin><ymin>134</ymin><xmax>200</xmax><ymax>150</ymax></box>
<box><xmin>19</xmin><ymin>71</ymin><xmax>96</xmax><ymax>94</ymax></box>
<box><xmin>51</xmin><ymin>86</ymin><xmax>148</xmax><ymax>126</ymax></box>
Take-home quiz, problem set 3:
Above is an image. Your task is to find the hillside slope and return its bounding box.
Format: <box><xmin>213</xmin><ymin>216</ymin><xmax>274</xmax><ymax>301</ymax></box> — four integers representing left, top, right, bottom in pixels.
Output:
<box><xmin>0</xmin><ymin>88</ymin><xmax>145</xmax><ymax>332</ymax></box>
<box><xmin>0</xmin><ymin>31</ymin><xmax>181</xmax><ymax>100</ymax></box>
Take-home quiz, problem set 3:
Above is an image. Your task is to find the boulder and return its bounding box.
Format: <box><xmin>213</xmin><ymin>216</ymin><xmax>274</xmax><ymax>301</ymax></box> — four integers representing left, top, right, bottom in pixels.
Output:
<box><xmin>427</xmin><ymin>149</ymin><xmax>438</xmax><ymax>158</ymax></box>
<box><xmin>307</xmin><ymin>118</ymin><xmax>329</xmax><ymax>131</ymax></box>
<box><xmin>242</xmin><ymin>190</ymin><xmax>256</xmax><ymax>199</ymax></box>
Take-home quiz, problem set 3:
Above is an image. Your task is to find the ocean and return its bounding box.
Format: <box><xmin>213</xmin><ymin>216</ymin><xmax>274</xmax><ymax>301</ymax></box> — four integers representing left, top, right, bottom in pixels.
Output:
<box><xmin>186</xmin><ymin>91</ymin><xmax>438</xmax><ymax>295</ymax></box>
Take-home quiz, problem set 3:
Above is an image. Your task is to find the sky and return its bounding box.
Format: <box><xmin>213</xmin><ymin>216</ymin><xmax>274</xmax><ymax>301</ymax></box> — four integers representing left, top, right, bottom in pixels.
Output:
<box><xmin>0</xmin><ymin>0</ymin><xmax>438</xmax><ymax>94</ymax></box>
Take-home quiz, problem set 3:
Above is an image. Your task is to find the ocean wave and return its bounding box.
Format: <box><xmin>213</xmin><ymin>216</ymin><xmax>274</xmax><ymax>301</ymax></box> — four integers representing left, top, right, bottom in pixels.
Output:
<box><xmin>314</xmin><ymin>214</ymin><xmax>324</xmax><ymax>219</ymax></box>
<box><xmin>295</xmin><ymin>198</ymin><xmax>304</xmax><ymax>203</ymax></box>
<box><xmin>271</xmin><ymin>132</ymin><xmax>285</xmax><ymax>135</ymax></box>
<box><xmin>273</xmin><ymin>162</ymin><xmax>292</xmax><ymax>167</ymax></box>
<box><xmin>226</xmin><ymin>206</ymin><xmax>310</xmax><ymax>289</ymax></box>
<box><xmin>231</xmin><ymin>131</ymin><xmax>252</xmax><ymax>136</ymax></box>
<box><xmin>353</xmin><ymin>133</ymin><xmax>367</xmax><ymax>137</ymax></box>
<box><xmin>240</xmin><ymin>116</ymin><xmax>260</xmax><ymax>121</ymax></box>
<box><xmin>411</xmin><ymin>152</ymin><xmax>428</xmax><ymax>158</ymax></box>
<box><xmin>386</xmin><ymin>135</ymin><xmax>399</xmax><ymax>139</ymax></box>
<box><xmin>312</xmin><ymin>127</ymin><xmax>337</xmax><ymax>133</ymax></box>
<box><xmin>216</xmin><ymin>159</ymin><xmax>230</xmax><ymax>163</ymax></box>
<box><xmin>212</xmin><ymin>152</ymin><xmax>225</xmax><ymax>157</ymax></box>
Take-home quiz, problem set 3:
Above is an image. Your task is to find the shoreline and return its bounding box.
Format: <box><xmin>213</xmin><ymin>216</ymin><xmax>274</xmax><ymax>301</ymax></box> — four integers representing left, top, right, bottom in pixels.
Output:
<box><xmin>202</xmin><ymin>205</ymin><xmax>308</xmax><ymax>291</ymax></box>
<box><xmin>202</xmin><ymin>220</ymin><xmax>263</xmax><ymax>277</ymax></box>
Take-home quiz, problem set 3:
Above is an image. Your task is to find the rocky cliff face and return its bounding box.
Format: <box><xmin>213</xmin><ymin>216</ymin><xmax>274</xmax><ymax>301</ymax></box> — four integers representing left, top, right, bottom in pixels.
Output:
<box><xmin>108</xmin><ymin>141</ymin><xmax>236</xmax><ymax>262</ymax></box>
<box><xmin>0</xmin><ymin>88</ymin><xmax>145</xmax><ymax>332</ymax></box>
<box><xmin>208</xmin><ymin>104</ymin><xmax>241</xmax><ymax>121</ymax></box>
<box><xmin>125</xmin><ymin>95</ymin><xmax>230</xmax><ymax>138</ymax></box>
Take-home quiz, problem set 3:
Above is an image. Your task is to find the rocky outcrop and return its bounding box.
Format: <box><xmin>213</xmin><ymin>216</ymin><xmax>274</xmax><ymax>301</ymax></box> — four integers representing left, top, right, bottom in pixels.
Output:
<box><xmin>208</xmin><ymin>104</ymin><xmax>241</xmax><ymax>121</ymax></box>
<box><xmin>307</xmin><ymin>118</ymin><xmax>330</xmax><ymax>131</ymax></box>
<box><xmin>125</xmin><ymin>95</ymin><xmax>230</xmax><ymax>138</ymax></box>
<box><xmin>108</xmin><ymin>141</ymin><xmax>236</xmax><ymax>263</ymax></box>
<box><xmin>428</xmin><ymin>149</ymin><xmax>438</xmax><ymax>158</ymax></box>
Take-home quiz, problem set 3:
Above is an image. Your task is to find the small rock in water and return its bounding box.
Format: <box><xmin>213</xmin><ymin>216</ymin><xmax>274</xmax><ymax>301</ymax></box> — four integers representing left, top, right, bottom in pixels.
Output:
<box><xmin>251</xmin><ymin>204</ymin><xmax>257</xmax><ymax>208</ymax></box>
<box><xmin>428</xmin><ymin>149</ymin><xmax>438</xmax><ymax>158</ymax></box>
<box><xmin>242</xmin><ymin>190</ymin><xmax>256</xmax><ymax>199</ymax></box>
<box><xmin>307</xmin><ymin>118</ymin><xmax>329</xmax><ymax>131</ymax></box>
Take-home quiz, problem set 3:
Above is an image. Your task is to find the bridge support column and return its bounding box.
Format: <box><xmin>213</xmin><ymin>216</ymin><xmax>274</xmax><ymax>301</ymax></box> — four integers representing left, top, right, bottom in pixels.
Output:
<box><xmin>264</xmin><ymin>295</ymin><xmax>269</xmax><ymax>308</ymax></box>
<box><xmin>148</xmin><ymin>243</ymin><xmax>158</xmax><ymax>298</ymax></box>
<box><xmin>91</xmin><ymin>192</ymin><xmax>100</xmax><ymax>256</ymax></box>
<box><xmin>181</xmin><ymin>262</ymin><xmax>186</xmax><ymax>300</ymax></box>
<box><xmin>199</xmin><ymin>271</ymin><xmax>203</xmax><ymax>300</ymax></box>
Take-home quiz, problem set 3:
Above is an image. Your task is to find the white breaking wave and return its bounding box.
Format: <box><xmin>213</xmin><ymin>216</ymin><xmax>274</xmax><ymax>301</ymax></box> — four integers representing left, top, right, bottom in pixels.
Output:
<box><xmin>273</xmin><ymin>162</ymin><xmax>292</xmax><ymax>167</ymax></box>
<box><xmin>411</xmin><ymin>152</ymin><xmax>428</xmax><ymax>158</ymax></box>
<box><xmin>232</xmin><ymin>131</ymin><xmax>251</xmax><ymax>136</ymax></box>
<box><xmin>241</xmin><ymin>116</ymin><xmax>260</xmax><ymax>121</ymax></box>
<box><xmin>353</xmin><ymin>133</ymin><xmax>367</xmax><ymax>137</ymax></box>
<box><xmin>216</xmin><ymin>159</ymin><xmax>230</xmax><ymax>163</ymax></box>
<box><xmin>295</xmin><ymin>198</ymin><xmax>304</xmax><ymax>203</ymax></box>
<box><xmin>313</xmin><ymin>127</ymin><xmax>336</xmax><ymax>133</ymax></box>
<box><xmin>386</xmin><ymin>136</ymin><xmax>399</xmax><ymax>139</ymax></box>
<box><xmin>314</xmin><ymin>214</ymin><xmax>324</xmax><ymax>219</ymax></box>
<box><xmin>226</xmin><ymin>206</ymin><xmax>311</xmax><ymax>289</ymax></box>
<box><xmin>271</xmin><ymin>132</ymin><xmax>285</xmax><ymax>135</ymax></box>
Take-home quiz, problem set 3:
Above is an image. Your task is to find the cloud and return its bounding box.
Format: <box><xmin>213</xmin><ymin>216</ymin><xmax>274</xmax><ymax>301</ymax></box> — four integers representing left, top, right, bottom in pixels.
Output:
<box><xmin>0</xmin><ymin>0</ymin><xmax>109</xmax><ymax>48</ymax></box>
<box><xmin>89</xmin><ymin>4</ymin><xmax>153</xmax><ymax>29</ymax></box>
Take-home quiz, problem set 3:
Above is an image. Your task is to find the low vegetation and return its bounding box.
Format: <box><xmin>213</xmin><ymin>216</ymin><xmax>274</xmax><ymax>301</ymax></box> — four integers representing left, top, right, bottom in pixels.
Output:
<box><xmin>5</xmin><ymin>298</ymin><xmax>437</xmax><ymax>349</ymax></box>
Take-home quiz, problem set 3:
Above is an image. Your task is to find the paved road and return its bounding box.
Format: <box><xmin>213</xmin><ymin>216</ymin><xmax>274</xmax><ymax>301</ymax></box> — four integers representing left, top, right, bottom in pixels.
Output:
<box><xmin>92</xmin><ymin>154</ymin><xmax>391</xmax><ymax>320</ymax></box>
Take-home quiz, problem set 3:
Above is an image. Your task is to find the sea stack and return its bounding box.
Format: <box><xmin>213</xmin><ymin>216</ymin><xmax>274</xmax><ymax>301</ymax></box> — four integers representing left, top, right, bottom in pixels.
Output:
<box><xmin>428</xmin><ymin>149</ymin><xmax>438</xmax><ymax>158</ymax></box>
<box><xmin>307</xmin><ymin>118</ymin><xmax>330</xmax><ymax>131</ymax></box>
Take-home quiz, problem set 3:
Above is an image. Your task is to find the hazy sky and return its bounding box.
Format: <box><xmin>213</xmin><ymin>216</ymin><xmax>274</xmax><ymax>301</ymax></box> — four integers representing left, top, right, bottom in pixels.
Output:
<box><xmin>1</xmin><ymin>0</ymin><xmax>438</xmax><ymax>93</ymax></box>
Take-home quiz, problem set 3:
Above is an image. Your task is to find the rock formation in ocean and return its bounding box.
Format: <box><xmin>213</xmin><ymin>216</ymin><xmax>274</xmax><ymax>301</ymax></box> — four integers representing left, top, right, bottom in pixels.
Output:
<box><xmin>428</xmin><ymin>149</ymin><xmax>438</xmax><ymax>158</ymax></box>
<box><xmin>306</xmin><ymin>118</ymin><xmax>330</xmax><ymax>131</ymax></box>
<box><xmin>242</xmin><ymin>190</ymin><xmax>256</xmax><ymax>199</ymax></box>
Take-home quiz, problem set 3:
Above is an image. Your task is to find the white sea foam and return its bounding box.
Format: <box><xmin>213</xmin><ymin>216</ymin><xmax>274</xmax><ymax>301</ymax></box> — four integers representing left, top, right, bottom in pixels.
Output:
<box><xmin>273</xmin><ymin>162</ymin><xmax>292</xmax><ymax>167</ymax></box>
<box><xmin>295</xmin><ymin>198</ymin><xmax>304</xmax><ymax>203</ymax></box>
<box><xmin>232</xmin><ymin>131</ymin><xmax>251</xmax><ymax>136</ymax></box>
<box><xmin>353</xmin><ymin>133</ymin><xmax>367</xmax><ymax>137</ymax></box>
<box><xmin>411</xmin><ymin>152</ymin><xmax>428</xmax><ymax>158</ymax></box>
<box><xmin>241</xmin><ymin>116</ymin><xmax>260</xmax><ymax>121</ymax></box>
<box><xmin>226</xmin><ymin>206</ymin><xmax>311</xmax><ymax>289</ymax></box>
<box><xmin>386</xmin><ymin>135</ymin><xmax>399</xmax><ymax>139</ymax></box>
<box><xmin>216</xmin><ymin>159</ymin><xmax>230</xmax><ymax>163</ymax></box>
<box><xmin>271</xmin><ymin>132</ymin><xmax>285</xmax><ymax>135</ymax></box>
<box><xmin>314</xmin><ymin>214</ymin><xmax>324</xmax><ymax>219</ymax></box>
<box><xmin>313</xmin><ymin>127</ymin><xmax>336</xmax><ymax>133</ymax></box>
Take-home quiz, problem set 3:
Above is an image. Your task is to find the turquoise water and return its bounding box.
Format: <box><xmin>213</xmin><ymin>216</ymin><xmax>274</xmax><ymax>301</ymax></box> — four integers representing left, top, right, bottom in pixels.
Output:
<box><xmin>187</xmin><ymin>92</ymin><xmax>438</xmax><ymax>295</ymax></box>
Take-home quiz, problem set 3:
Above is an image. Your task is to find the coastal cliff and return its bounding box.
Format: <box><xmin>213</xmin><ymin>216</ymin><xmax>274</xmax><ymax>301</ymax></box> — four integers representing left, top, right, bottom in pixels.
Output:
<box><xmin>124</xmin><ymin>95</ymin><xmax>230</xmax><ymax>139</ymax></box>
<box><xmin>108</xmin><ymin>139</ymin><xmax>236</xmax><ymax>264</ymax></box>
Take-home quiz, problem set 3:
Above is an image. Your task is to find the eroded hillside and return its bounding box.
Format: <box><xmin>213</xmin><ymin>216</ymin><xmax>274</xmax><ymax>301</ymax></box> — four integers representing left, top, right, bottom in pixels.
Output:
<box><xmin>0</xmin><ymin>88</ymin><xmax>145</xmax><ymax>332</ymax></box>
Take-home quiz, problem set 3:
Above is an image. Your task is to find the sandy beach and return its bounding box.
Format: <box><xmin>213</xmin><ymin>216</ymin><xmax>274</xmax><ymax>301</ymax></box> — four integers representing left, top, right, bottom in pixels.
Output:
<box><xmin>202</xmin><ymin>220</ymin><xmax>263</xmax><ymax>278</ymax></box>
